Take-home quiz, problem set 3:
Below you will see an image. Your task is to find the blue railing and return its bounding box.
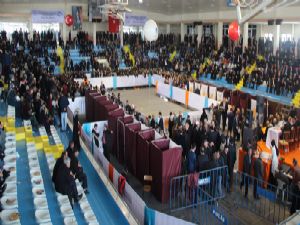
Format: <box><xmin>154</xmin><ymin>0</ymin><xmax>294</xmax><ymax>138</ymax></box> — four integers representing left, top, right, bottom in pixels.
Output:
<box><xmin>169</xmin><ymin>167</ymin><xmax>300</xmax><ymax>224</ymax></box>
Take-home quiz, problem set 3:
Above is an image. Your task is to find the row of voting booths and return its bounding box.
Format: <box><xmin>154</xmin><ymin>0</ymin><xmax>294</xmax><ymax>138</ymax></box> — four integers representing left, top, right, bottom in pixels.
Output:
<box><xmin>85</xmin><ymin>90</ymin><xmax>182</xmax><ymax>203</ymax></box>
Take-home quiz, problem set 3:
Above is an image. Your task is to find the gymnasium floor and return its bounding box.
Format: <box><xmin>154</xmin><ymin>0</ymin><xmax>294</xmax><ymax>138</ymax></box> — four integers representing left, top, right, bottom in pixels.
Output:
<box><xmin>112</xmin><ymin>87</ymin><xmax>192</xmax><ymax>117</ymax></box>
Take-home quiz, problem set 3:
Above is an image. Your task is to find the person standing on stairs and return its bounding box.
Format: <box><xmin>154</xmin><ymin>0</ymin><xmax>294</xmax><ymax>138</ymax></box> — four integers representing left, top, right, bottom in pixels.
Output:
<box><xmin>58</xmin><ymin>92</ymin><xmax>69</xmax><ymax>132</ymax></box>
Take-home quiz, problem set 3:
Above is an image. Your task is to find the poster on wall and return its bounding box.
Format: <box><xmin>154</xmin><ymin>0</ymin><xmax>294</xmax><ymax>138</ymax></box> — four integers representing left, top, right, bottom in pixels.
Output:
<box><xmin>32</xmin><ymin>10</ymin><xmax>64</xmax><ymax>23</ymax></box>
<box><xmin>72</xmin><ymin>6</ymin><xmax>83</xmax><ymax>30</ymax></box>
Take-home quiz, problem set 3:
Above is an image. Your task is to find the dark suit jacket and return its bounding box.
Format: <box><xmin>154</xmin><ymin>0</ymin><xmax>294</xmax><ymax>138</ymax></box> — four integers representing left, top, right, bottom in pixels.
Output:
<box><xmin>243</xmin><ymin>154</ymin><xmax>252</xmax><ymax>174</ymax></box>
<box><xmin>254</xmin><ymin>158</ymin><xmax>263</xmax><ymax>180</ymax></box>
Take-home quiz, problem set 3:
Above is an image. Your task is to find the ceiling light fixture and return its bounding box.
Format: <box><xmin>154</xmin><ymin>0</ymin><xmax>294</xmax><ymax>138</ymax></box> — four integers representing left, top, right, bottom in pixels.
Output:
<box><xmin>139</xmin><ymin>0</ymin><xmax>143</xmax><ymax>3</ymax></box>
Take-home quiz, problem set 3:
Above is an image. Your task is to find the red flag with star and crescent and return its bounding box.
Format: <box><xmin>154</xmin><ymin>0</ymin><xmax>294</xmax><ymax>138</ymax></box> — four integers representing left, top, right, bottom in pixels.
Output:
<box><xmin>108</xmin><ymin>15</ymin><xmax>120</xmax><ymax>33</ymax></box>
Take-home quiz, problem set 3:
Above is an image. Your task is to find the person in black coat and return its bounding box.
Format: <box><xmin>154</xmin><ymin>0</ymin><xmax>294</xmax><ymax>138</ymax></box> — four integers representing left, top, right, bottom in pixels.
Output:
<box><xmin>228</xmin><ymin>138</ymin><xmax>237</xmax><ymax>191</ymax></box>
<box><xmin>150</xmin><ymin>115</ymin><xmax>155</xmax><ymax>129</ymax></box>
<box><xmin>184</xmin><ymin>122</ymin><xmax>193</xmax><ymax>156</ymax></box>
<box><xmin>72</xmin><ymin>111</ymin><xmax>80</xmax><ymax>150</ymax></box>
<box><xmin>240</xmin><ymin>148</ymin><xmax>253</xmax><ymax>197</ymax></box>
<box><xmin>61</xmin><ymin>157</ymin><xmax>82</xmax><ymax>208</ymax></box>
<box><xmin>220</xmin><ymin>99</ymin><xmax>228</xmax><ymax>131</ymax></box>
<box><xmin>70</xmin><ymin>149</ymin><xmax>88</xmax><ymax>194</ymax></box>
<box><xmin>227</xmin><ymin>108</ymin><xmax>235</xmax><ymax>137</ymax></box>
<box><xmin>102</xmin><ymin>124</ymin><xmax>113</xmax><ymax>161</ymax></box>
<box><xmin>192</xmin><ymin>121</ymin><xmax>202</xmax><ymax>155</ymax></box>
<box><xmin>66</xmin><ymin>141</ymin><xmax>75</xmax><ymax>159</ymax></box>
<box><xmin>200</xmin><ymin>109</ymin><xmax>208</xmax><ymax>123</ymax></box>
<box><xmin>197</xmin><ymin>148</ymin><xmax>209</xmax><ymax>171</ymax></box>
<box><xmin>52</xmin><ymin>151</ymin><xmax>67</xmax><ymax>185</ymax></box>
<box><xmin>253</xmin><ymin>152</ymin><xmax>264</xmax><ymax>199</ymax></box>
<box><xmin>168</xmin><ymin>112</ymin><xmax>174</xmax><ymax>139</ymax></box>
<box><xmin>157</xmin><ymin>112</ymin><xmax>164</xmax><ymax>134</ymax></box>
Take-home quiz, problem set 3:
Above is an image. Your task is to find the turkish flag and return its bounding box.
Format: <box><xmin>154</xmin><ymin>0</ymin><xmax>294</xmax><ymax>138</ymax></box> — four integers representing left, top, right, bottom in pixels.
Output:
<box><xmin>108</xmin><ymin>15</ymin><xmax>120</xmax><ymax>33</ymax></box>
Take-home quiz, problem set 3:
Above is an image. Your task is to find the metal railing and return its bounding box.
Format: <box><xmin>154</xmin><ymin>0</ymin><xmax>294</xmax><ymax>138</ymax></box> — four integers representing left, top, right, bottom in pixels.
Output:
<box><xmin>232</xmin><ymin>171</ymin><xmax>300</xmax><ymax>224</ymax></box>
<box><xmin>169</xmin><ymin>166</ymin><xmax>229</xmax><ymax>212</ymax></box>
<box><xmin>169</xmin><ymin>167</ymin><xmax>300</xmax><ymax>224</ymax></box>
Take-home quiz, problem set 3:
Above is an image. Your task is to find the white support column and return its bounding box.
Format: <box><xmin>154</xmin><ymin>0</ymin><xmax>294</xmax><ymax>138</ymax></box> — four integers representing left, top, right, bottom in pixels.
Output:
<box><xmin>197</xmin><ymin>25</ymin><xmax>203</xmax><ymax>47</ymax></box>
<box><xmin>93</xmin><ymin>23</ymin><xmax>96</xmax><ymax>46</ymax></box>
<box><xmin>243</xmin><ymin>22</ymin><xmax>249</xmax><ymax>51</ymax></box>
<box><xmin>180</xmin><ymin>22</ymin><xmax>185</xmax><ymax>42</ymax></box>
<box><xmin>166</xmin><ymin>24</ymin><xmax>171</xmax><ymax>34</ymax></box>
<box><xmin>273</xmin><ymin>24</ymin><xmax>280</xmax><ymax>55</ymax></box>
<box><xmin>120</xmin><ymin>22</ymin><xmax>124</xmax><ymax>47</ymax></box>
<box><xmin>28</xmin><ymin>20</ymin><xmax>33</xmax><ymax>40</ymax></box>
<box><xmin>62</xmin><ymin>22</ymin><xmax>67</xmax><ymax>45</ymax></box>
<box><xmin>217</xmin><ymin>21</ymin><xmax>223</xmax><ymax>49</ymax></box>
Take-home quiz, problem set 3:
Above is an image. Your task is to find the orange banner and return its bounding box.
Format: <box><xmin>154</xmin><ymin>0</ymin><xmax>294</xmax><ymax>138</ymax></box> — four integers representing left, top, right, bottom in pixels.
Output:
<box><xmin>185</xmin><ymin>90</ymin><xmax>189</xmax><ymax>106</ymax></box>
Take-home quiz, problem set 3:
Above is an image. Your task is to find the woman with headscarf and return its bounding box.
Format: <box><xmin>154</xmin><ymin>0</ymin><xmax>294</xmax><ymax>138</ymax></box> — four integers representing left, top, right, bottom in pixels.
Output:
<box><xmin>270</xmin><ymin>139</ymin><xmax>279</xmax><ymax>186</ymax></box>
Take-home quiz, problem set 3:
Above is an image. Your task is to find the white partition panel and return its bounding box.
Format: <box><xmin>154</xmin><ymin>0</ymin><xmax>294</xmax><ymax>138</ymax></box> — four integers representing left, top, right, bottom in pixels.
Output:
<box><xmin>172</xmin><ymin>87</ymin><xmax>186</xmax><ymax>105</ymax></box>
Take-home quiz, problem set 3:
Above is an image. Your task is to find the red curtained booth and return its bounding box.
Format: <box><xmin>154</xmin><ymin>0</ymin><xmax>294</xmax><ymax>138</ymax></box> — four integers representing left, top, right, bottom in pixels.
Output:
<box><xmin>150</xmin><ymin>139</ymin><xmax>182</xmax><ymax>203</ymax></box>
<box><xmin>125</xmin><ymin>123</ymin><xmax>142</xmax><ymax>176</ymax></box>
<box><xmin>93</xmin><ymin>96</ymin><xmax>109</xmax><ymax>121</ymax></box>
<box><xmin>117</xmin><ymin>116</ymin><xmax>134</xmax><ymax>164</ymax></box>
<box><xmin>108</xmin><ymin>108</ymin><xmax>125</xmax><ymax>156</ymax></box>
<box><xmin>136</xmin><ymin>129</ymin><xmax>156</xmax><ymax>182</ymax></box>
<box><xmin>85</xmin><ymin>90</ymin><xmax>99</xmax><ymax>122</ymax></box>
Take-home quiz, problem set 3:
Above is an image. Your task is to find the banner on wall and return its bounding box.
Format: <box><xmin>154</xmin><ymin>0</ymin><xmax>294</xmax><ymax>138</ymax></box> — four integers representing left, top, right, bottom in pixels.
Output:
<box><xmin>209</xmin><ymin>86</ymin><xmax>217</xmax><ymax>100</ymax></box>
<box><xmin>217</xmin><ymin>91</ymin><xmax>224</xmax><ymax>102</ymax></box>
<box><xmin>32</xmin><ymin>10</ymin><xmax>64</xmax><ymax>23</ymax></box>
<box><xmin>124</xmin><ymin>14</ymin><xmax>148</xmax><ymax>26</ymax></box>
<box><xmin>200</xmin><ymin>84</ymin><xmax>208</xmax><ymax>97</ymax></box>
<box><xmin>72</xmin><ymin>6</ymin><xmax>83</xmax><ymax>30</ymax></box>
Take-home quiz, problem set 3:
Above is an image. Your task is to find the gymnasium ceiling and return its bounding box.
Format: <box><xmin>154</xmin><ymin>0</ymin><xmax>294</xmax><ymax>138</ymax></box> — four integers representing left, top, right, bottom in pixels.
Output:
<box><xmin>1</xmin><ymin>0</ymin><xmax>300</xmax><ymax>15</ymax></box>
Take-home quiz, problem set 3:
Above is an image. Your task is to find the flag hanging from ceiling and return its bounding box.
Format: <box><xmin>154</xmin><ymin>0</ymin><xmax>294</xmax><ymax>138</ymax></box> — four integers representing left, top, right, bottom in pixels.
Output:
<box><xmin>108</xmin><ymin>15</ymin><xmax>120</xmax><ymax>33</ymax></box>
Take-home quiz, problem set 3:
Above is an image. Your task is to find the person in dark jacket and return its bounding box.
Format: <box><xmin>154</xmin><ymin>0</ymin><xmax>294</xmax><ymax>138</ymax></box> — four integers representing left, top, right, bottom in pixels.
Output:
<box><xmin>72</xmin><ymin>110</ymin><xmax>80</xmax><ymax>150</ymax></box>
<box><xmin>102</xmin><ymin>124</ymin><xmax>113</xmax><ymax>161</ymax></box>
<box><xmin>66</xmin><ymin>141</ymin><xmax>75</xmax><ymax>159</ymax></box>
<box><xmin>61</xmin><ymin>157</ymin><xmax>82</xmax><ymax>208</ymax></box>
<box><xmin>187</xmin><ymin>144</ymin><xmax>197</xmax><ymax>173</ymax></box>
<box><xmin>228</xmin><ymin>138</ymin><xmax>237</xmax><ymax>191</ymax></box>
<box><xmin>52</xmin><ymin>151</ymin><xmax>67</xmax><ymax>185</ymax></box>
<box><xmin>240</xmin><ymin>148</ymin><xmax>252</xmax><ymax>197</ymax></box>
<box><xmin>168</xmin><ymin>112</ymin><xmax>174</xmax><ymax>139</ymax></box>
<box><xmin>184</xmin><ymin>122</ymin><xmax>193</xmax><ymax>156</ymax></box>
<box><xmin>253</xmin><ymin>152</ymin><xmax>264</xmax><ymax>199</ymax></box>
<box><xmin>58</xmin><ymin>93</ymin><xmax>69</xmax><ymax>131</ymax></box>
<box><xmin>198</xmin><ymin>148</ymin><xmax>209</xmax><ymax>171</ymax></box>
<box><xmin>157</xmin><ymin>112</ymin><xmax>164</xmax><ymax>134</ymax></box>
<box><xmin>227</xmin><ymin>108</ymin><xmax>235</xmax><ymax>137</ymax></box>
<box><xmin>200</xmin><ymin>108</ymin><xmax>208</xmax><ymax>123</ymax></box>
<box><xmin>70</xmin><ymin>149</ymin><xmax>89</xmax><ymax>194</ymax></box>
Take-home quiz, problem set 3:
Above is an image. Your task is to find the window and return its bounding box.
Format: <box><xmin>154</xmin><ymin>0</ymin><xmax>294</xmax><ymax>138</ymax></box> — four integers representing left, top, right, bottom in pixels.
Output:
<box><xmin>223</xmin><ymin>24</ymin><xmax>229</xmax><ymax>36</ymax></box>
<box><xmin>203</xmin><ymin>24</ymin><xmax>213</xmax><ymax>37</ymax></box>
<box><xmin>248</xmin><ymin>24</ymin><xmax>257</xmax><ymax>38</ymax></box>
<box><xmin>264</xmin><ymin>33</ymin><xmax>273</xmax><ymax>41</ymax></box>
<box><xmin>187</xmin><ymin>24</ymin><xmax>195</xmax><ymax>36</ymax></box>
<box><xmin>123</xmin><ymin>26</ymin><xmax>141</xmax><ymax>33</ymax></box>
<box><xmin>32</xmin><ymin>23</ymin><xmax>59</xmax><ymax>32</ymax></box>
<box><xmin>281</xmin><ymin>34</ymin><xmax>292</xmax><ymax>42</ymax></box>
<box><xmin>0</xmin><ymin>22</ymin><xmax>28</xmax><ymax>39</ymax></box>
